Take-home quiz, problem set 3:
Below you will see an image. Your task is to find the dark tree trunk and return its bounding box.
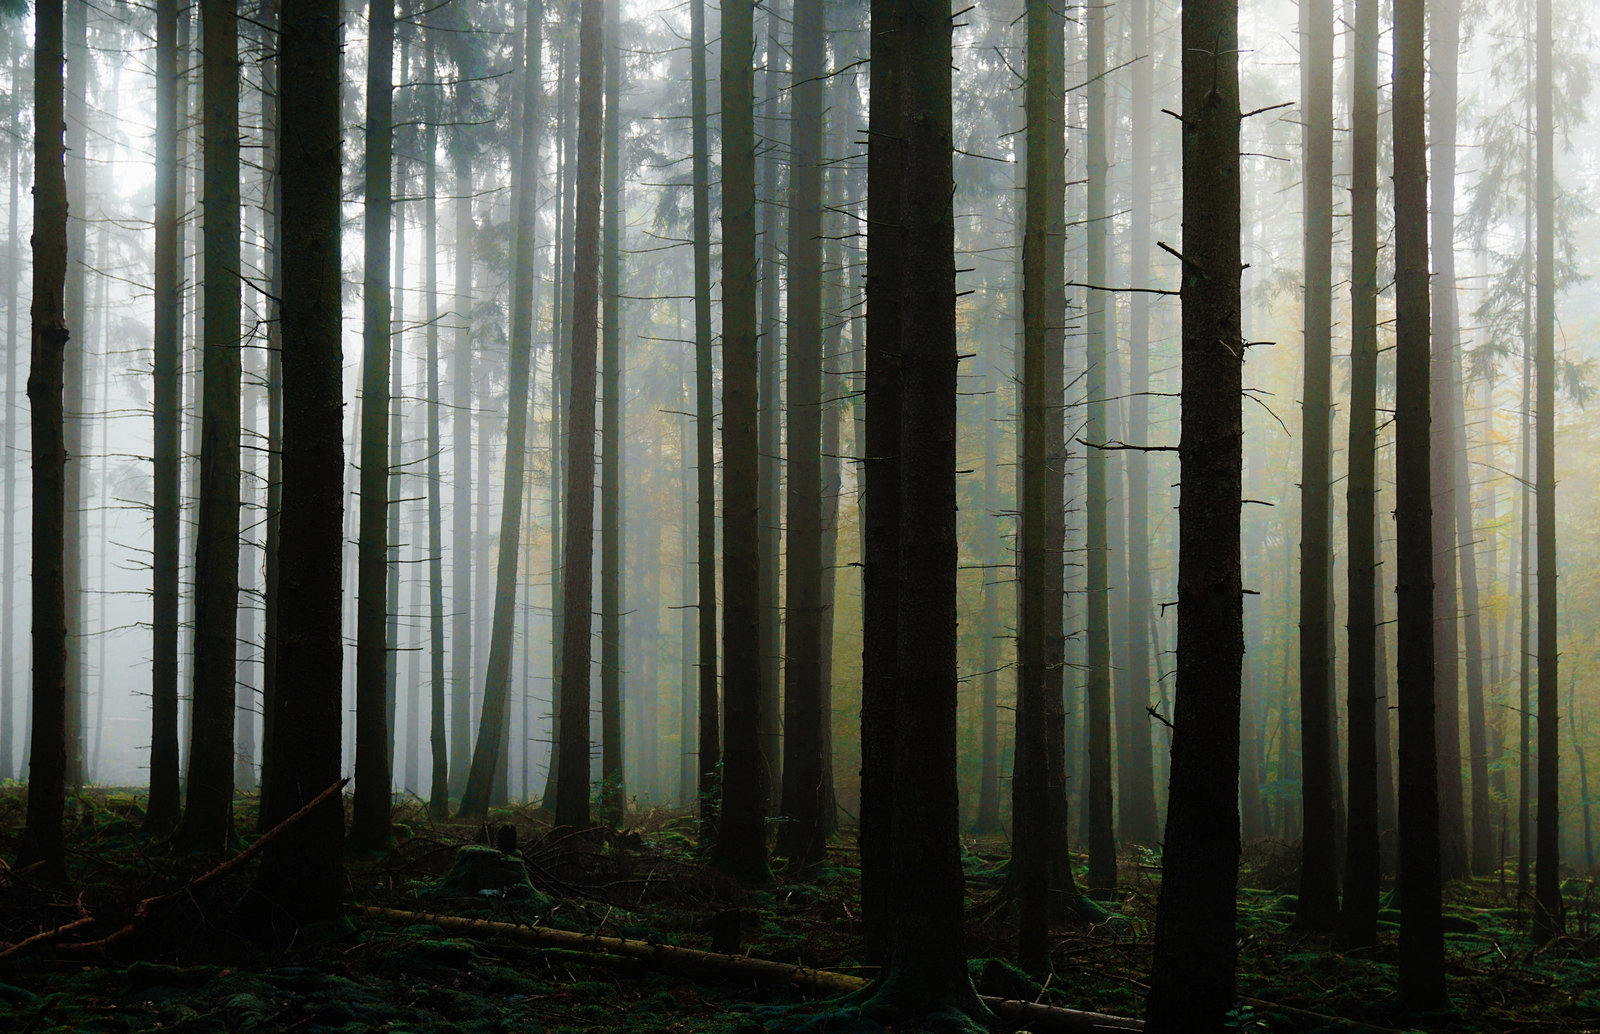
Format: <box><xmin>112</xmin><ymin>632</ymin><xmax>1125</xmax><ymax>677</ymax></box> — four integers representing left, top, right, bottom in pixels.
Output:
<box><xmin>1296</xmin><ymin>0</ymin><xmax>1339</xmax><ymax>932</ymax></box>
<box><xmin>775</xmin><ymin>0</ymin><xmax>827</xmax><ymax>869</ymax></box>
<box><xmin>351</xmin><ymin>0</ymin><xmax>396</xmax><ymax>850</ymax></box>
<box><xmin>257</xmin><ymin>0</ymin><xmax>282</xmax><ymax>831</ymax></box>
<box><xmin>146</xmin><ymin>0</ymin><xmax>183</xmax><ymax>834</ymax></box>
<box><xmin>19</xmin><ymin>0</ymin><xmax>70</xmax><ymax>881</ymax></box>
<box><xmin>1340</xmin><ymin>0</ymin><xmax>1381</xmax><ymax>947</ymax></box>
<box><xmin>972</xmin><ymin>352</ymin><xmax>1002</xmax><ymax>837</ymax></box>
<box><xmin>1428</xmin><ymin>0</ymin><xmax>1469</xmax><ymax>884</ymax></box>
<box><xmin>1394</xmin><ymin>0</ymin><xmax>1448</xmax><ymax>1002</ymax></box>
<box><xmin>1015</xmin><ymin>0</ymin><xmax>1067</xmax><ymax>969</ymax></box>
<box><xmin>757</xmin><ymin>0</ymin><xmax>785</xmax><ymax>808</ymax></box>
<box><xmin>177</xmin><ymin>0</ymin><xmax>243</xmax><ymax>852</ymax></box>
<box><xmin>1453</xmin><ymin>355</ymin><xmax>1493</xmax><ymax>876</ymax></box>
<box><xmin>713</xmin><ymin>0</ymin><xmax>771</xmax><ymax>886</ymax></box>
<box><xmin>246</xmin><ymin>0</ymin><xmax>346</xmax><ymax>932</ymax></box>
<box><xmin>858</xmin><ymin>0</ymin><xmax>904</xmax><ymax>962</ymax></box>
<box><xmin>1532</xmin><ymin>0</ymin><xmax>1562</xmax><ymax>944</ymax></box>
<box><xmin>61</xmin><ymin>0</ymin><xmax>86</xmax><ymax>797</ymax></box>
<box><xmin>459</xmin><ymin>0</ymin><xmax>545</xmax><ymax>822</ymax></box>
<box><xmin>555</xmin><ymin>0</ymin><xmax>605</xmax><ymax>831</ymax></box>
<box><xmin>1144</xmin><ymin>0</ymin><xmax>1243</xmax><ymax>1021</ymax></box>
<box><xmin>689</xmin><ymin>0</ymin><xmax>721</xmax><ymax>841</ymax></box>
<box><xmin>424</xmin><ymin>35</ymin><xmax>449</xmax><ymax>819</ymax></box>
<box><xmin>450</xmin><ymin>142</ymin><xmax>475</xmax><ymax>803</ymax></box>
<box><xmin>599</xmin><ymin>0</ymin><xmax>624</xmax><ymax>822</ymax></box>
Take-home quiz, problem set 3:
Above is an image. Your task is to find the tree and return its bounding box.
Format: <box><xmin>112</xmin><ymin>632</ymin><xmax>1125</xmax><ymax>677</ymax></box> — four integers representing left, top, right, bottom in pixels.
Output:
<box><xmin>18</xmin><ymin>0</ymin><xmax>69</xmax><ymax>881</ymax></box>
<box><xmin>1394</xmin><ymin>0</ymin><xmax>1448</xmax><ymax>1002</ymax></box>
<box><xmin>1083</xmin><ymin>0</ymin><xmax>1116</xmax><ymax>899</ymax></box>
<box><xmin>146</xmin><ymin>0</ymin><xmax>183</xmax><ymax>835</ymax></box>
<box><xmin>756</xmin><ymin>0</ymin><xmax>785</xmax><ymax>808</ymax></box>
<box><xmin>775</xmin><ymin>0</ymin><xmax>827</xmax><ymax>869</ymax></box>
<box><xmin>1014</xmin><ymin>0</ymin><xmax>1067</xmax><ymax>969</ymax></box>
<box><xmin>689</xmin><ymin>0</ymin><xmax>720</xmax><ymax>840</ymax></box>
<box><xmin>1340</xmin><ymin>0</ymin><xmax>1381</xmax><ymax>948</ymax></box>
<box><xmin>449</xmin><ymin>56</ymin><xmax>476</xmax><ymax>803</ymax></box>
<box><xmin>599</xmin><ymin>0</ymin><xmax>624</xmax><ymax>821</ymax></box>
<box><xmin>1296</xmin><ymin>0</ymin><xmax>1339</xmax><ymax>932</ymax></box>
<box><xmin>1532</xmin><ymin>0</ymin><xmax>1562</xmax><ymax>945</ymax></box>
<box><xmin>712</xmin><ymin>0</ymin><xmax>771</xmax><ymax>886</ymax></box>
<box><xmin>423</xmin><ymin>35</ymin><xmax>449</xmax><ymax>820</ymax></box>
<box><xmin>244</xmin><ymin>0</ymin><xmax>345</xmax><ymax>933</ymax></box>
<box><xmin>460</xmin><ymin>0</ymin><xmax>545</xmax><ymax>821</ymax></box>
<box><xmin>555</xmin><ymin>0</ymin><xmax>605</xmax><ymax>831</ymax></box>
<box><xmin>351</xmin><ymin>0</ymin><xmax>397</xmax><ymax>850</ymax></box>
<box><xmin>1144</xmin><ymin>0</ymin><xmax>1244</xmax><ymax>1023</ymax></box>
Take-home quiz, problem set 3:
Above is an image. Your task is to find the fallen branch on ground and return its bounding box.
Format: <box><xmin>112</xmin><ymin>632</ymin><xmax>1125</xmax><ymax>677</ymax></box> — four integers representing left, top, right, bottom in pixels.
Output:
<box><xmin>350</xmin><ymin>904</ymin><xmax>1144</xmax><ymax>1032</ymax></box>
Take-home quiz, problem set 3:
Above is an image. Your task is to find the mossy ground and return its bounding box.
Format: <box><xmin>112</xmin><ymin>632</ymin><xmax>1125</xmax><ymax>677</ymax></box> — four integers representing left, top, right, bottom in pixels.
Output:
<box><xmin>0</xmin><ymin>789</ymin><xmax>1595</xmax><ymax>1032</ymax></box>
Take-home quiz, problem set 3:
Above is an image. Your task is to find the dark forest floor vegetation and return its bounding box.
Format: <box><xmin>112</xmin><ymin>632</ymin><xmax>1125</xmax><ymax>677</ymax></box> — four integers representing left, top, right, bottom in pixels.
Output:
<box><xmin>0</xmin><ymin>788</ymin><xmax>1596</xmax><ymax>1033</ymax></box>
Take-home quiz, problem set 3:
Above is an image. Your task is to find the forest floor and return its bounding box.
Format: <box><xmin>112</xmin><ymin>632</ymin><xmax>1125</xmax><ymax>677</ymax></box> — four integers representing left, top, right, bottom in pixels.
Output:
<box><xmin>0</xmin><ymin>788</ymin><xmax>1596</xmax><ymax>1033</ymax></box>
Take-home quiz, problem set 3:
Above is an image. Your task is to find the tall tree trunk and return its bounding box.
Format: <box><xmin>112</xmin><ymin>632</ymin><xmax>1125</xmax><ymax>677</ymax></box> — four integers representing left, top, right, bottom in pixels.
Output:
<box><xmin>458</xmin><ymin>0</ymin><xmax>545</xmax><ymax>821</ymax></box>
<box><xmin>679</xmin><ymin>356</ymin><xmax>698</xmax><ymax>807</ymax></box>
<box><xmin>1454</xmin><ymin>355</ymin><xmax>1493</xmax><ymax>876</ymax></box>
<box><xmin>1144</xmin><ymin>0</ymin><xmax>1243</xmax><ymax>1019</ymax></box>
<box><xmin>1083</xmin><ymin>0</ymin><xmax>1116</xmax><ymax>899</ymax></box>
<box><xmin>352</xmin><ymin>0</ymin><xmax>396</xmax><ymax>850</ymax></box>
<box><xmin>389</xmin><ymin>86</ymin><xmax>408</xmax><ymax>797</ymax></box>
<box><xmin>689</xmin><ymin>0</ymin><xmax>721</xmax><ymax>840</ymax></box>
<box><xmin>424</xmin><ymin>35</ymin><xmax>449</xmax><ymax>819</ymax></box>
<box><xmin>450</xmin><ymin>142</ymin><xmax>475</xmax><ymax>802</ymax></box>
<box><xmin>1297</xmin><ymin>0</ymin><xmax>1338</xmax><ymax>932</ymax></box>
<box><xmin>1532</xmin><ymin>0</ymin><xmax>1562</xmax><ymax>943</ymax></box>
<box><xmin>973</xmin><ymin>352</ymin><xmax>1002</xmax><ymax>836</ymax></box>
<box><xmin>246</xmin><ymin>0</ymin><xmax>345</xmax><ymax>933</ymax></box>
<box><xmin>713</xmin><ymin>0</ymin><xmax>772</xmax><ymax>886</ymax></box>
<box><xmin>19</xmin><ymin>0</ymin><xmax>70</xmax><ymax>880</ymax></box>
<box><xmin>1394</xmin><ymin>0</ymin><xmax>1447</xmax><ymax>1002</ymax></box>
<box><xmin>0</xmin><ymin>38</ymin><xmax>17</xmax><ymax>785</ymax></box>
<box><xmin>1015</xmin><ymin>0</ymin><xmax>1067</xmax><ymax>969</ymax></box>
<box><xmin>599</xmin><ymin>0</ymin><xmax>625</xmax><ymax>822</ymax></box>
<box><xmin>146</xmin><ymin>0</ymin><xmax>183</xmax><ymax>833</ymax></box>
<box><xmin>757</xmin><ymin>0</ymin><xmax>785</xmax><ymax>808</ymax></box>
<box><xmin>554</xmin><ymin>0</ymin><xmax>605</xmax><ymax>831</ymax></box>
<box><xmin>61</xmin><ymin>0</ymin><xmax>87</xmax><ymax>796</ymax></box>
<box><xmin>1340</xmin><ymin>0</ymin><xmax>1381</xmax><ymax>947</ymax></box>
<box><xmin>1118</xmin><ymin>0</ymin><xmax>1158</xmax><ymax>850</ymax></box>
<box><xmin>775</xmin><ymin>0</ymin><xmax>827</xmax><ymax>868</ymax></box>
<box><xmin>1428</xmin><ymin>0</ymin><xmax>1469</xmax><ymax>884</ymax></box>
<box><xmin>178</xmin><ymin>0</ymin><xmax>243</xmax><ymax>852</ymax></box>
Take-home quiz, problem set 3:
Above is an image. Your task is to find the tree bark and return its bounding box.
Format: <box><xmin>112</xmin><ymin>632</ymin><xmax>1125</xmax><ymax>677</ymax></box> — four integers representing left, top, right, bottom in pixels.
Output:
<box><xmin>599</xmin><ymin>0</ymin><xmax>625</xmax><ymax>821</ymax></box>
<box><xmin>1145</xmin><ymin>0</ymin><xmax>1244</xmax><ymax>1021</ymax></box>
<box><xmin>757</xmin><ymin>0</ymin><xmax>786</xmax><ymax>809</ymax></box>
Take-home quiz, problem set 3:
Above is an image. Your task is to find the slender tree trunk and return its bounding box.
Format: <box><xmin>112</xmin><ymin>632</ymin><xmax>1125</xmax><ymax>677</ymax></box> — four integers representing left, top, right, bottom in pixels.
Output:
<box><xmin>713</xmin><ymin>0</ymin><xmax>771</xmax><ymax>886</ymax></box>
<box><xmin>458</xmin><ymin>0</ymin><xmax>545</xmax><ymax>821</ymax></box>
<box><xmin>19</xmin><ymin>0</ymin><xmax>70</xmax><ymax>880</ymax></box>
<box><xmin>973</xmin><ymin>353</ymin><xmax>1002</xmax><ymax>836</ymax></box>
<box><xmin>246</xmin><ymin>0</ymin><xmax>345</xmax><ymax>932</ymax></box>
<box><xmin>1394</xmin><ymin>0</ymin><xmax>1447</xmax><ymax>1002</ymax></box>
<box><xmin>1083</xmin><ymin>0</ymin><xmax>1116</xmax><ymax>899</ymax></box>
<box><xmin>256</xmin><ymin>0</ymin><xmax>282</xmax><ymax>830</ymax></box>
<box><xmin>1015</xmin><ymin>0</ymin><xmax>1067</xmax><ymax>968</ymax></box>
<box><xmin>859</xmin><ymin>0</ymin><xmax>904</xmax><ymax>961</ymax></box>
<box><xmin>775</xmin><ymin>0</ymin><xmax>827</xmax><ymax>868</ymax></box>
<box><xmin>352</xmin><ymin>0</ymin><xmax>396</xmax><ymax>850</ymax></box>
<box><xmin>0</xmin><ymin>38</ymin><xmax>17</xmax><ymax>785</ymax></box>
<box><xmin>450</xmin><ymin>142</ymin><xmax>475</xmax><ymax>802</ymax></box>
<box><xmin>61</xmin><ymin>0</ymin><xmax>87</xmax><ymax>797</ymax></box>
<box><xmin>1532</xmin><ymin>0</ymin><xmax>1562</xmax><ymax>943</ymax></box>
<box><xmin>1340</xmin><ymin>0</ymin><xmax>1381</xmax><ymax>946</ymax></box>
<box><xmin>555</xmin><ymin>0</ymin><xmax>605</xmax><ymax>831</ymax></box>
<box><xmin>689</xmin><ymin>0</ymin><xmax>721</xmax><ymax>841</ymax></box>
<box><xmin>424</xmin><ymin>36</ymin><xmax>449</xmax><ymax>818</ymax></box>
<box><xmin>599</xmin><ymin>0</ymin><xmax>624</xmax><ymax>821</ymax></box>
<box><xmin>146</xmin><ymin>0</ymin><xmax>183</xmax><ymax>833</ymax></box>
<box><xmin>757</xmin><ymin>0</ymin><xmax>785</xmax><ymax>807</ymax></box>
<box><xmin>178</xmin><ymin>0</ymin><xmax>243</xmax><ymax>852</ymax></box>
<box><xmin>1428</xmin><ymin>0</ymin><xmax>1469</xmax><ymax>884</ymax></box>
<box><xmin>1296</xmin><ymin>0</ymin><xmax>1338</xmax><ymax>932</ymax></box>
<box><xmin>1144</xmin><ymin>0</ymin><xmax>1243</xmax><ymax>1019</ymax></box>
<box><xmin>1454</xmin><ymin>355</ymin><xmax>1493</xmax><ymax>876</ymax></box>
<box><xmin>679</xmin><ymin>356</ymin><xmax>698</xmax><ymax>807</ymax></box>
<box><xmin>1118</xmin><ymin>0</ymin><xmax>1158</xmax><ymax>850</ymax></box>
<box><xmin>390</xmin><ymin>94</ymin><xmax>408</xmax><ymax>798</ymax></box>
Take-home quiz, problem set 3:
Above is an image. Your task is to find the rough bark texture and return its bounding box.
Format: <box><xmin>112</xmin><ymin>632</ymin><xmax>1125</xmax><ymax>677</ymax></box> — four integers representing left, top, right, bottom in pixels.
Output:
<box><xmin>19</xmin><ymin>0</ymin><xmax>70</xmax><ymax>881</ymax></box>
<box><xmin>1144</xmin><ymin>0</ymin><xmax>1243</xmax><ymax>1022</ymax></box>
<box><xmin>713</xmin><ymin>0</ymin><xmax>771</xmax><ymax>886</ymax></box>
<box><xmin>1394</xmin><ymin>0</ymin><xmax>1448</xmax><ymax>1003</ymax></box>
<box><xmin>352</xmin><ymin>0</ymin><xmax>396</xmax><ymax>850</ymax></box>
<box><xmin>146</xmin><ymin>0</ymin><xmax>183</xmax><ymax>835</ymax></box>
<box><xmin>246</xmin><ymin>0</ymin><xmax>346</xmax><ymax>931</ymax></box>
<box><xmin>776</xmin><ymin>0</ymin><xmax>827</xmax><ymax>869</ymax></box>
<box><xmin>689</xmin><ymin>0</ymin><xmax>721</xmax><ymax>840</ymax></box>
<box><xmin>599</xmin><ymin>0</ymin><xmax>624</xmax><ymax>821</ymax></box>
<box><xmin>1340</xmin><ymin>0</ymin><xmax>1381</xmax><ymax>948</ymax></box>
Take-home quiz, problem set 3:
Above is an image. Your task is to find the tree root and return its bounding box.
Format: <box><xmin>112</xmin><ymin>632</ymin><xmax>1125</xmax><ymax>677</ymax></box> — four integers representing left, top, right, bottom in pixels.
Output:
<box><xmin>349</xmin><ymin>904</ymin><xmax>1144</xmax><ymax>1031</ymax></box>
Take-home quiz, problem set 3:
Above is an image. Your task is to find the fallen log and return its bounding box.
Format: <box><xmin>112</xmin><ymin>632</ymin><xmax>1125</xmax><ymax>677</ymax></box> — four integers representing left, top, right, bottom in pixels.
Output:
<box><xmin>349</xmin><ymin>904</ymin><xmax>1143</xmax><ymax>1032</ymax></box>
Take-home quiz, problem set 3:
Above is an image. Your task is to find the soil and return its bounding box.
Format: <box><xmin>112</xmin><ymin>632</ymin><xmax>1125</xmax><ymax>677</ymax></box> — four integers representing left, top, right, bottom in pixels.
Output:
<box><xmin>0</xmin><ymin>790</ymin><xmax>1596</xmax><ymax>1033</ymax></box>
